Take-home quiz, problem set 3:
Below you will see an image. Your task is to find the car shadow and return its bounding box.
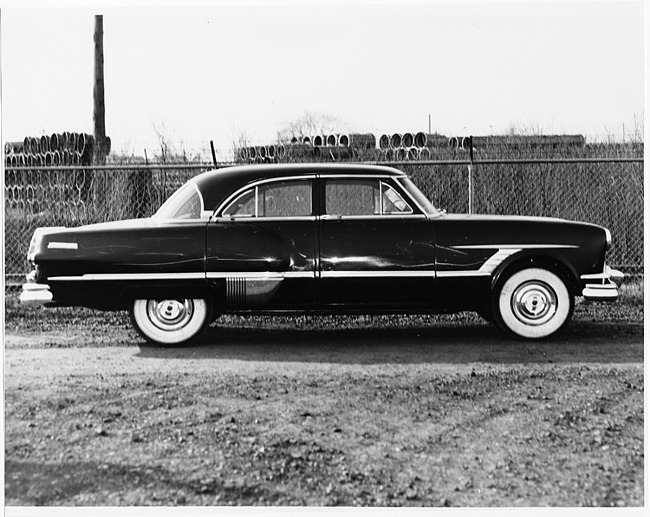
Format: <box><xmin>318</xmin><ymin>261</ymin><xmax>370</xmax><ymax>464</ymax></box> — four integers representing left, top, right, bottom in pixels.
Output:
<box><xmin>134</xmin><ymin>320</ymin><xmax>644</xmax><ymax>365</ymax></box>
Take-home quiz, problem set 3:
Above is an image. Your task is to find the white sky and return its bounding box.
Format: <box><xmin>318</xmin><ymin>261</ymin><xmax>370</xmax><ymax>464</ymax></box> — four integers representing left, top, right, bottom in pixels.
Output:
<box><xmin>0</xmin><ymin>0</ymin><xmax>646</xmax><ymax>159</ymax></box>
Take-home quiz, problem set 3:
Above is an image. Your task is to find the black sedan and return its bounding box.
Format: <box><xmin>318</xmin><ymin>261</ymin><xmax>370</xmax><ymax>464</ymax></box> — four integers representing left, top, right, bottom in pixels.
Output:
<box><xmin>21</xmin><ymin>164</ymin><xmax>623</xmax><ymax>345</ymax></box>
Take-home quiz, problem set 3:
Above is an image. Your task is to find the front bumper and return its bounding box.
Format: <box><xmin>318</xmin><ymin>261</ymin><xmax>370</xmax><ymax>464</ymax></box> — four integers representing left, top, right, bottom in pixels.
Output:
<box><xmin>20</xmin><ymin>281</ymin><xmax>53</xmax><ymax>306</ymax></box>
<box><xmin>581</xmin><ymin>266</ymin><xmax>624</xmax><ymax>301</ymax></box>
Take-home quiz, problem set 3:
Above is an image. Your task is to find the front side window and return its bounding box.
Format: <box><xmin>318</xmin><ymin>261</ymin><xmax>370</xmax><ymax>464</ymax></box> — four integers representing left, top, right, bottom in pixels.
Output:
<box><xmin>222</xmin><ymin>180</ymin><xmax>312</xmax><ymax>218</ymax></box>
<box><xmin>325</xmin><ymin>179</ymin><xmax>413</xmax><ymax>216</ymax></box>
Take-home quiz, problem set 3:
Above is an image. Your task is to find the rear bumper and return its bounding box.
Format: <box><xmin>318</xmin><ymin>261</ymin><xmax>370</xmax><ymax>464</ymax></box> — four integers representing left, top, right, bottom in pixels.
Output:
<box><xmin>581</xmin><ymin>266</ymin><xmax>624</xmax><ymax>301</ymax></box>
<box><xmin>20</xmin><ymin>282</ymin><xmax>53</xmax><ymax>306</ymax></box>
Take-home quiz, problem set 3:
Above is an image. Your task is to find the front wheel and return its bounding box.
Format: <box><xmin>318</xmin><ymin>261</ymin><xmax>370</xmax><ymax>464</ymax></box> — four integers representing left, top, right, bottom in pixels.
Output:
<box><xmin>494</xmin><ymin>267</ymin><xmax>574</xmax><ymax>339</ymax></box>
<box><xmin>131</xmin><ymin>298</ymin><xmax>212</xmax><ymax>346</ymax></box>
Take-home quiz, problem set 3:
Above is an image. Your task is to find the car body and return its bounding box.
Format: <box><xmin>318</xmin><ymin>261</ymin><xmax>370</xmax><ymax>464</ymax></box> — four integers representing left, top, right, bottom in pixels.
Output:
<box><xmin>21</xmin><ymin>163</ymin><xmax>624</xmax><ymax>344</ymax></box>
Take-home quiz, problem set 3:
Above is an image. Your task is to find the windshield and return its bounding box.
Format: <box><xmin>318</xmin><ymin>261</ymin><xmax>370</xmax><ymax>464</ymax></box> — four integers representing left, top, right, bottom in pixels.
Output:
<box><xmin>397</xmin><ymin>176</ymin><xmax>443</xmax><ymax>217</ymax></box>
<box><xmin>154</xmin><ymin>182</ymin><xmax>206</xmax><ymax>220</ymax></box>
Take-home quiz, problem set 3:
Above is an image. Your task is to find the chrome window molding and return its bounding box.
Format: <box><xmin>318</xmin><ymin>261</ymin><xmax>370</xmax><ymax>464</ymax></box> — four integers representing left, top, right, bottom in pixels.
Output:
<box><xmin>319</xmin><ymin>214</ymin><xmax>427</xmax><ymax>221</ymax></box>
<box><xmin>216</xmin><ymin>175</ymin><xmax>315</xmax><ymax>218</ymax></box>
<box><xmin>214</xmin><ymin>173</ymin><xmax>427</xmax><ymax>221</ymax></box>
<box><xmin>214</xmin><ymin>216</ymin><xmax>318</xmax><ymax>223</ymax></box>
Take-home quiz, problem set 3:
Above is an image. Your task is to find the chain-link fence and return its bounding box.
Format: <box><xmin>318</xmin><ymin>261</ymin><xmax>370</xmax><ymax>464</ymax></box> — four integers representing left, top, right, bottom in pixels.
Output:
<box><xmin>4</xmin><ymin>153</ymin><xmax>643</xmax><ymax>287</ymax></box>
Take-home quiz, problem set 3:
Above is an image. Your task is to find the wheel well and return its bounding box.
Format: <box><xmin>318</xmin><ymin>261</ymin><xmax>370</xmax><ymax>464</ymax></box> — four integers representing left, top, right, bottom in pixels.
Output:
<box><xmin>119</xmin><ymin>283</ymin><xmax>219</xmax><ymax>307</ymax></box>
<box><xmin>492</xmin><ymin>255</ymin><xmax>580</xmax><ymax>295</ymax></box>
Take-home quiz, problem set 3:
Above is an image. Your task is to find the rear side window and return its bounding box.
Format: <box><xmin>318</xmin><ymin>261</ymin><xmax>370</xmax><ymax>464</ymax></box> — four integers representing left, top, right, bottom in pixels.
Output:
<box><xmin>154</xmin><ymin>182</ymin><xmax>205</xmax><ymax>220</ymax></box>
<box><xmin>222</xmin><ymin>180</ymin><xmax>312</xmax><ymax>218</ymax></box>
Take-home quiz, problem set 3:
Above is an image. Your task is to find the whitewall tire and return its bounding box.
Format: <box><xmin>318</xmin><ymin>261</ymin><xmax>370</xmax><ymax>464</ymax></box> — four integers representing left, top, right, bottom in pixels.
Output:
<box><xmin>494</xmin><ymin>267</ymin><xmax>573</xmax><ymax>339</ymax></box>
<box><xmin>131</xmin><ymin>298</ymin><xmax>211</xmax><ymax>345</ymax></box>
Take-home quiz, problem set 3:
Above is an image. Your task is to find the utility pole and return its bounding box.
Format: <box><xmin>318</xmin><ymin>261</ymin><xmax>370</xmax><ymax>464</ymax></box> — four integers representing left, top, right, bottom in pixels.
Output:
<box><xmin>93</xmin><ymin>15</ymin><xmax>110</xmax><ymax>164</ymax></box>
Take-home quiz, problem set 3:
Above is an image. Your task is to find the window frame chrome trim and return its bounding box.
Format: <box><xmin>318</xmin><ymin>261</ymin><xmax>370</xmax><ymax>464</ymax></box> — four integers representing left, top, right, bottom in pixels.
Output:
<box><xmin>214</xmin><ymin>172</ymin><xmax>429</xmax><ymax>222</ymax></box>
<box><xmin>215</xmin><ymin>175</ymin><xmax>316</xmax><ymax>220</ymax></box>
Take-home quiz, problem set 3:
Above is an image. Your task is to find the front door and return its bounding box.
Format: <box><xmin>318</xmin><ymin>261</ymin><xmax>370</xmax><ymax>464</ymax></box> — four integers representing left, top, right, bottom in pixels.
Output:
<box><xmin>318</xmin><ymin>176</ymin><xmax>436</xmax><ymax>309</ymax></box>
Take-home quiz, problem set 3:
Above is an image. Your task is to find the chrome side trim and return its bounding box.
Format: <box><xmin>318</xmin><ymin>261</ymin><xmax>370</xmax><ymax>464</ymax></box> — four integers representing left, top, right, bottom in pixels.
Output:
<box><xmin>437</xmin><ymin>271</ymin><xmax>491</xmax><ymax>278</ymax></box>
<box><xmin>436</xmin><ymin>248</ymin><xmax>521</xmax><ymax>278</ymax></box>
<box><xmin>478</xmin><ymin>249</ymin><xmax>521</xmax><ymax>274</ymax></box>
<box><xmin>49</xmin><ymin>271</ymin><xmax>316</xmax><ymax>281</ymax></box>
<box><xmin>208</xmin><ymin>271</ymin><xmax>314</xmax><ymax>279</ymax></box>
<box><xmin>321</xmin><ymin>270</ymin><xmax>436</xmax><ymax>278</ymax></box>
<box><xmin>452</xmin><ymin>244</ymin><xmax>578</xmax><ymax>250</ymax></box>
<box><xmin>49</xmin><ymin>269</ymin><xmax>508</xmax><ymax>281</ymax></box>
<box><xmin>49</xmin><ymin>273</ymin><xmax>206</xmax><ymax>281</ymax></box>
<box><xmin>47</xmin><ymin>242</ymin><xmax>78</xmax><ymax>250</ymax></box>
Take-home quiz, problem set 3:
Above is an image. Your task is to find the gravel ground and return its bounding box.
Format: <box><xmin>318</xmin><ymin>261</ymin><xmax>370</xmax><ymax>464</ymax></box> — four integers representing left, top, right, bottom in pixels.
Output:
<box><xmin>3</xmin><ymin>281</ymin><xmax>646</xmax><ymax>508</ymax></box>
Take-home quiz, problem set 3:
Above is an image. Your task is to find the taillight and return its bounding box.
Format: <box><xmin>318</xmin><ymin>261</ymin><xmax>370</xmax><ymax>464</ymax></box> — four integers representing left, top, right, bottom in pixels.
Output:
<box><xmin>604</xmin><ymin>228</ymin><xmax>612</xmax><ymax>250</ymax></box>
<box><xmin>27</xmin><ymin>227</ymin><xmax>67</xmax><ymax>262</ymax></box>
<box><xmin>26</xmin><ymin>230</ymin><xmax>41</xmax><ymax>262</ymax></box>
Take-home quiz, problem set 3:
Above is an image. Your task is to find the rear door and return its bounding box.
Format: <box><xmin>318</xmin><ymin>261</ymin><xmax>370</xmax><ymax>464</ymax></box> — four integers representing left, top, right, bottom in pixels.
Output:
<box><xmin>206</xmin><ymin>176</ymin><xmax>318</xmax><ymax>308</ymax></box>
<box><xmin>318</xmin><ymin>175</ymin><xmax>436</xmax><ymax>309</ymax></box>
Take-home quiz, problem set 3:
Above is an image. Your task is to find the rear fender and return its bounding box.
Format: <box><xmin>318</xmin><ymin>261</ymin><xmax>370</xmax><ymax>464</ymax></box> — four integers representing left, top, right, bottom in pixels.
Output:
<box><xmin>119</xmin><ymin>282</ymin><xmax>217</xmax><ymax>305</ymax></box>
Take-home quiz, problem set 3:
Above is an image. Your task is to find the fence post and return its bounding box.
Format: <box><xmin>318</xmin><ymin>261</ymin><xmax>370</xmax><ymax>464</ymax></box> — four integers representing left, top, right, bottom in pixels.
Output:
<box><xmin>468</xmin><ymin>136</ymin><xmax>474</xmax><ymax>214</ymax></box>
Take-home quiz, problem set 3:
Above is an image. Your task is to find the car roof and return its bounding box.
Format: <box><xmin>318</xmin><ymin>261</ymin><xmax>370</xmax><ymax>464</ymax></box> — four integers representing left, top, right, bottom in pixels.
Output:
<box><xmin>192</xmin><ymin>163</ymin><xmax>406</xmax><ymax>212</ymax></box>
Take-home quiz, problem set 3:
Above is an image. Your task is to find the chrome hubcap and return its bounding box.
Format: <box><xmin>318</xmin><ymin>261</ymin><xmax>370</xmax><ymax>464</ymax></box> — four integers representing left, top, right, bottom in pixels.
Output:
<box><xmin>147</xmin><ymin>299</ymin><xmax>194</xmax><ymax>331</ymax></box>
<box><xmin>511</xmin><ymin>281</ymin><xmax>557</xmax><ymax>326</ymax></box>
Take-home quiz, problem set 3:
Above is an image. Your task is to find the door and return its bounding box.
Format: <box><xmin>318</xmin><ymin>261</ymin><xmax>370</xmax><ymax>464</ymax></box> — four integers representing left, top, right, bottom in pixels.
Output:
<box><xmin>318</xmin><ymin>176</ymin><xmax>436</xmax><ymax>309</ymax></box>
<box><xmin>206</xmin><ymin>177</ymin><xmax>318</xmax><ymax>308</ymax></box>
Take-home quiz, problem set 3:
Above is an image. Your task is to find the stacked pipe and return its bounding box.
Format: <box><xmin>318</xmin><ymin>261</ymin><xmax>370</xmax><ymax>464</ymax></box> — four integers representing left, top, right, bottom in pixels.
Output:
<box><xmin>377</xmin><ymin>132</ymin><xmax>448</xmax><ymax>161</ymax></box>
<box><xmin>448</xmin><ymin>134</ymin><xmax>586</xmax><ymax>150</ymax></box>
<box><xmin>234</xmin><ymin>131</ymin><xmax>586</xmax><ymax>163</ymax></box>
<box><xmin>236</xmin><ymin>133</ymin><xmax>380</xmax><ymax>163</ymax></box>
<box><xmin>4</xmin><ymin>132</ymin><xmax>95</xmax><ymax>167</ymax></box>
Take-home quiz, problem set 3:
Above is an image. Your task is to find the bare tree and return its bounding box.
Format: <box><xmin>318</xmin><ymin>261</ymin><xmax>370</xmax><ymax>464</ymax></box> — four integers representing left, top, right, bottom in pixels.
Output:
<box><xmin>152</xmin><ymin>120</ymin><xmax>174</xmax><ymax>163</ymax></box>
<box><xmin>275</xmin><ymin>111</ymin><xmax>347</xmax><ymax>143</ymax></box>
<box><xmin>229</xmin><ymin>130</ymin><xmax>251</xmax><ymax>163</ymax></box>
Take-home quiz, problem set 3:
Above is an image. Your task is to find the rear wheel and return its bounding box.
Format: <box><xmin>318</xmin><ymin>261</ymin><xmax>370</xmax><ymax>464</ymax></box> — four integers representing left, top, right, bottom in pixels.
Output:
<box><xmin>494</xmin><ymin>267</ymin><xmax>573</xmax><ymax>339</ymax></box>
<box><xmin>131</xmin><ymin>298</ymin><xmax>212</xmax><ymax>345</ymax></box>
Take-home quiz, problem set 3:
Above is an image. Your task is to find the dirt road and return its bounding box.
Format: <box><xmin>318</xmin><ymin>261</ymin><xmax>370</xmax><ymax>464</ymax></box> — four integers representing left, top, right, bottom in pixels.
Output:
<box><xmin>3</xmin><ymin>314</ymin><xmax>644</xmax><ymax>507</ymax></box>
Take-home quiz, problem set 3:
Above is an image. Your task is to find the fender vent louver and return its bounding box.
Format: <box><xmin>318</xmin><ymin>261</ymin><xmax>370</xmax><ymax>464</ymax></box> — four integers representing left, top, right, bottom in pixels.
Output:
<box><xmin>226</xmin><ymin>277</ymin><xmax>247</xmax><ymax>305</ymax></box>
